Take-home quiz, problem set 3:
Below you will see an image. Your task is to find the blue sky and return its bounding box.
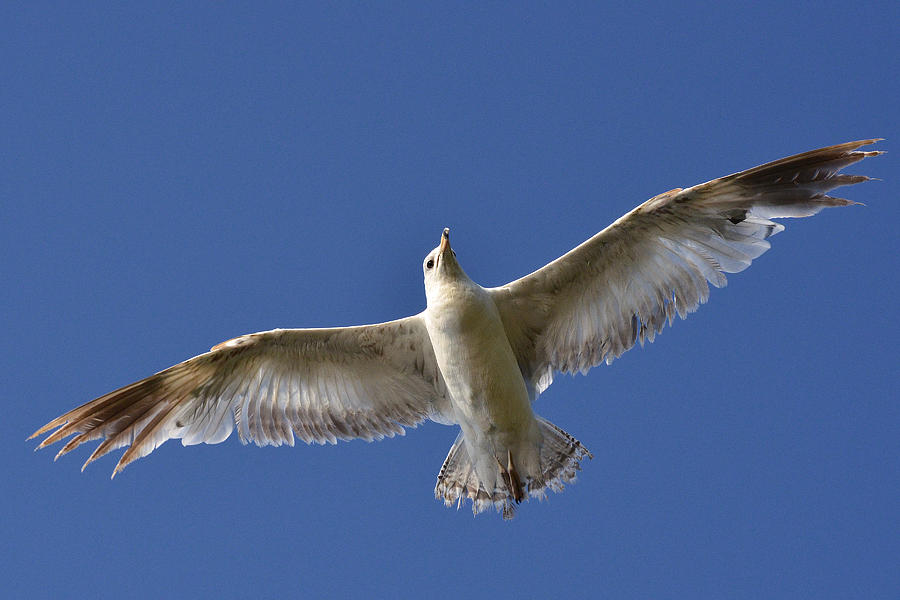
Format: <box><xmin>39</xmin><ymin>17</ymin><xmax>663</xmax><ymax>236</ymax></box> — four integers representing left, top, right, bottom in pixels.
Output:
<box><xmin>4</xmin><ymin>3</ymin><xmax>898</xmax><ymax>599</ymax></box>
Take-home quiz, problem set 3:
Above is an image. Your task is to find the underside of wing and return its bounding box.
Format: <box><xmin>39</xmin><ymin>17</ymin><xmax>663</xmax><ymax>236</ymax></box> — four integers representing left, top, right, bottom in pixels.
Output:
<box><xmin>490</xmin><ymin>140</ymin><xmax>881</xmax><ymax>392</ymax></box>
<box><xmin>30</xmin><ymin>315</ymin><xmax>450</xmax><ymax>476</ymax></box>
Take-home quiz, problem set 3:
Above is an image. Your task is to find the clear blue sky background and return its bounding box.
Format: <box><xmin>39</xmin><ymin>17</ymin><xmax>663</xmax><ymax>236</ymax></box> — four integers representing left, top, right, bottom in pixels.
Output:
<box><xmin>4</xmin><ymin>4</ymin><xmax>897</xmax><ymax>599</ymax></box>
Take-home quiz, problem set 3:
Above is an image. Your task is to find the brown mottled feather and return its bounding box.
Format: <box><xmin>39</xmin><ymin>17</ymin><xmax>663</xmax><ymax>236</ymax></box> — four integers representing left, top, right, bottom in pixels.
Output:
<box><xmin>491</xmin><ymin>140</ymin><xmax>882</xmax><ymax>388</ymax></box>
<box><xmin>32</xmin><ymin>317</ymin><xmax>450</xmax><ymax>476</ymax></box>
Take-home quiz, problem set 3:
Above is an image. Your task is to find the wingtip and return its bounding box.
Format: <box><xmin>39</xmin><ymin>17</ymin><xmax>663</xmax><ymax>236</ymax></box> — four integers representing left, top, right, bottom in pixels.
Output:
<box><xmin>836</xmin><ymin>139</ymin><xmax>883</xmax><ymax>155</ymax></box>
<box><xmin>81</xmin><ymin>448</ymin><xmax>102</xmax><ymax>472</ymax></box>
<box><xmin>829</xmin><ymin>197</ymin><xmax>865</xmax><ymax>207</ymax></box>
<box><xmin>37</xmin><ymin>436</ymin><xmax>57</xmax><ymax>451</ymax></box>
<box><xmin>112</xmin><ymin>450</ymin><xmax>135</xmax><ymax>479</ymax></box>
<box><xmin>111</xmin><ymin>457</ymin><xmax>130</xmax><ymax>479</ymax></box>
<box><xmin>29</xmin><ymin>421</ymin><xmax>58</xmax><ymax>441</ymax></box>
<box><xmin>849</xmin><ymin>138</ymin><xmax>883</xmax><ymax>146</ymax></box>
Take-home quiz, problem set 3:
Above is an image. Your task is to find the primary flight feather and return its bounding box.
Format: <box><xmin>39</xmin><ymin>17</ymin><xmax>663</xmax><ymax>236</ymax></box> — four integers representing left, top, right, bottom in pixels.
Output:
<box><xmin>31</xmin><ymin>140</ymin><xmax>881</xmax><ymax>518</ymax></box>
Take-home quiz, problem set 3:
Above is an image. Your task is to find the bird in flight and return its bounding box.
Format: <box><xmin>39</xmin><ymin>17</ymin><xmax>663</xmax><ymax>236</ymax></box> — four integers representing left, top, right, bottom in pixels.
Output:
<box><xmin>31</xmin><ymin>140</ymin><xmax>881</xmax><ymax>518</ymax></box>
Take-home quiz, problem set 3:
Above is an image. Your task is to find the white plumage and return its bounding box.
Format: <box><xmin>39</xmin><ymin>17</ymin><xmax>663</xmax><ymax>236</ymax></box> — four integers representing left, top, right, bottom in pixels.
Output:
<box><xmin>31</xmin><ymin>140</ymin><xmax>880</xmax><ymax>518</ymax></box>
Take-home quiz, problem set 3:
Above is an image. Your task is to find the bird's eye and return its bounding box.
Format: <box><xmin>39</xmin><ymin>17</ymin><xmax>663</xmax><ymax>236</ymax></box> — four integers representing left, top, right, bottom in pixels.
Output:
<box><xmin>426</xmin><ymin>259</ymin><xmax>435</xmax><ymax>269</ymax></box>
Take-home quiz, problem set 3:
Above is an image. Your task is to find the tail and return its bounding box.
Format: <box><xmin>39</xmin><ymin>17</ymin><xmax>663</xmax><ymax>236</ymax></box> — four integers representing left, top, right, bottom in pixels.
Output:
<box><xmin>434</xmin><ymin>416</ymin><xmax>592</xmax><ymax>519</ymax></box>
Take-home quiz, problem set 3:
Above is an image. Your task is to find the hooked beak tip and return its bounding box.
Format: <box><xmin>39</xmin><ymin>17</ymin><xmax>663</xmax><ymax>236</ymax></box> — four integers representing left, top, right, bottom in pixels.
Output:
<box><xmin>439</xmin><ymin>228</ymin><xmax>450</xmax><ymax>252</ymax></box>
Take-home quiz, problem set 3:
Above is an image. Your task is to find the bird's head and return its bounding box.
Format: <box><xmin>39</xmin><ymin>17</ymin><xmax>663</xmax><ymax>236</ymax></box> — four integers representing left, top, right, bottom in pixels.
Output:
<box><xmin>423</xmin><ymin>228</ymin><xmax>469</xmax><ymax>298</ymax></box>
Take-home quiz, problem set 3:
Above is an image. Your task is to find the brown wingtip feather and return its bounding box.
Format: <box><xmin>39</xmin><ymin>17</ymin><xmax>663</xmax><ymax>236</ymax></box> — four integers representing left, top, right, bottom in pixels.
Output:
<box><xmin>835</xmin><ymin>138</ymin><xmax>882</xmax><ymax>149</ymax></box>
<box><xmin>29</xmin><ymin>353</ymin><xmax>214</xmax><ymax>476</ymax></box>
<box><xmin>111</xmin><ymin>445</ymin><xmax>143</xmax><ymax>478</ymax></box>
<box><xmin>36</xmin><ymin>427</ymin><xmax>75</xmax><ymax>450</ymax></box>
<box><xmin>81</xmin><ymin>436</ymin><xmax>120</xmax><ymax>472</ymax></box>
<box><xmin>54</xmin><ymin>434</ymin><xmax>87</xmax><ymax>461</ymax></box>
<box><xmin>29</xmin><ymin>417</ymin><xmax>70</xmax><ymax>441</ymax></box>
<box><xmin>104</xmin><ymin>398</ymin><xmax>182</xmax><ymax>478</ymax></box>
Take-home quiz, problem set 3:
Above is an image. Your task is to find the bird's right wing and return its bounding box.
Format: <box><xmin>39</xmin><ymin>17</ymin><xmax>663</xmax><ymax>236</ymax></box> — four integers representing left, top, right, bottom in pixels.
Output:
<box><xmin>30</xmin><ymin>314</ymin><xmax>451</xmax><ymax>476</ymax></box>
<box><xmin>489</xmin><ymin>140</ymin><xmax>881</xmax><ymax>394</ymax></box>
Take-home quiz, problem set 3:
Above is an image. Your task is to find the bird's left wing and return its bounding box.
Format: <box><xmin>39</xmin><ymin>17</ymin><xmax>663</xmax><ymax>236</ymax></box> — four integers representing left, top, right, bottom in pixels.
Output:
<box><xmin>30</xmin><ymin>314</ymin><xmax>450</xmax><ymax>476</ymax></box>
<box><xmin>489</xmin><ymin>140</ymin><xmax>881</xmax><ymax>394</ymax></box>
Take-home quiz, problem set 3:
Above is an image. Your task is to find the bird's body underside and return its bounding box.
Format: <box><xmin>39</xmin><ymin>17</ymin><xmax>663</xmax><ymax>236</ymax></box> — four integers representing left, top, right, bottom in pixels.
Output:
<box><xmin>424</xmin><ymin>265</ymin><xmax>541</xmax><ymax>508</ymax></box>
<box><xmin>31</xmin><ymin>140</ymin><xmax>881</xmax><ymax>518</ymax></box>
<box><xmin>422</xmin><ymin>245</ymin><xmax>591</xmax><ymax>516</ymax></box>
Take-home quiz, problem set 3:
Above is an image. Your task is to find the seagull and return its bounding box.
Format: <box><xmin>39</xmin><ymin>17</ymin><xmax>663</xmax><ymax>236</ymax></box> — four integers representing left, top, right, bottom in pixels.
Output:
<box><xmin>31</xmin><ymin>140</ymin><xmax>881</xmax><ymax>518</ymax></box>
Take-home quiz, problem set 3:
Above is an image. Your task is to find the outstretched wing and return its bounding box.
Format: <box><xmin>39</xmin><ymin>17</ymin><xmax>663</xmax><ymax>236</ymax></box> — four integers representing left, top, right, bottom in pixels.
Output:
<box><xmin>490</xmin><ymin>140</ymin><xmax>881</xmax><ymax>393</ymax></box>
<box><xmin>31</xmin><ymin>315</ymin><xmax>451</xmax><ymax>476</ymax></box>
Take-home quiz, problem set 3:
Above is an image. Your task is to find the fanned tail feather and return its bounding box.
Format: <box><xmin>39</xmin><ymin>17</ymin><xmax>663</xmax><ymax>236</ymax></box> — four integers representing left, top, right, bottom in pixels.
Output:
<box><xmin>434</xmin><ymin>416</ymin><xmax>592</xmax><ymax>519</ymax></box>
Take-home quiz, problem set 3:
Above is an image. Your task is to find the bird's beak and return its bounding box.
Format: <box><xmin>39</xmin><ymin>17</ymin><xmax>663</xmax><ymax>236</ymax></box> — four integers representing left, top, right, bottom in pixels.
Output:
<box><xmin>439</xmin><ymin>228</ymin><xmax>451</xmax><ymax>254</ymax></box>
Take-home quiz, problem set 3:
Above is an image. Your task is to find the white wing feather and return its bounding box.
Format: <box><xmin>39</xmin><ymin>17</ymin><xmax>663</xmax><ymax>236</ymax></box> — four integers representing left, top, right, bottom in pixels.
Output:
<box><xmin>31</xmin><ymin>315</ymin><xmax>451</xmax><ymax>476</ymax></box>
<box><xmin>490</xmin><ymin>140</ymin><xmax>881</xmax><ymax>393</ymax></box>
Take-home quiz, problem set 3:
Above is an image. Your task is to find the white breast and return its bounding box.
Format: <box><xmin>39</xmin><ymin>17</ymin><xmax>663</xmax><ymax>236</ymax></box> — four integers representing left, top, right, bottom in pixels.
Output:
<box><xmin>424</xmin><ymin>279</ymin><xmax>534</xmax><ymax>445</ymax></box>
